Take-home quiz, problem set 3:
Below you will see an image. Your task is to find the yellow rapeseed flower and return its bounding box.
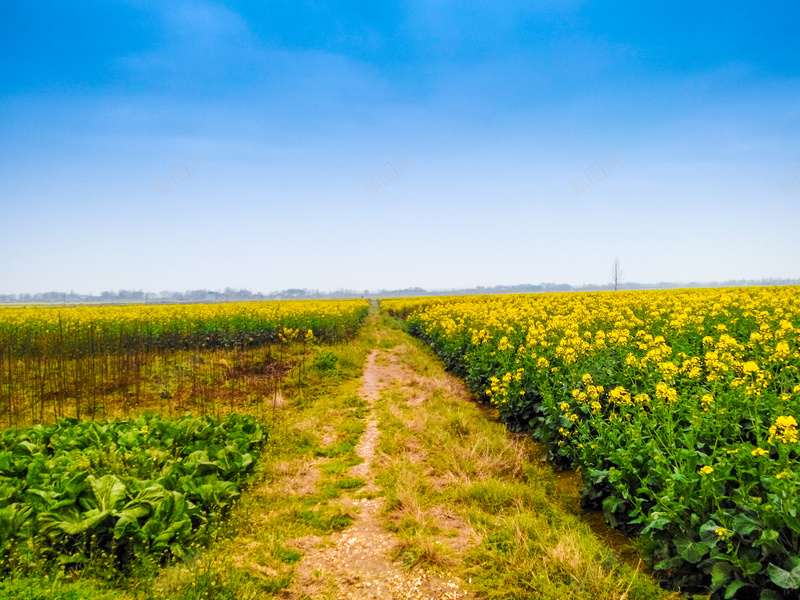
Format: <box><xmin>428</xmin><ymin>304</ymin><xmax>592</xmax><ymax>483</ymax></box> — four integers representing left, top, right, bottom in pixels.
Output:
<box><xmin>768</xmin><ymin>416</ymin><xmax>799</xmax><ymax>445</ymax></box>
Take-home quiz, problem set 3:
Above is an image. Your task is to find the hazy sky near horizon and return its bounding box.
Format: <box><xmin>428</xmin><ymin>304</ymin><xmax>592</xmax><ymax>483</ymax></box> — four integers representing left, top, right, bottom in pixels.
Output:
<box><xmin>1</xmin><ymin>1</ymin><xmax>799</xmax><ymax>295</ymax></box>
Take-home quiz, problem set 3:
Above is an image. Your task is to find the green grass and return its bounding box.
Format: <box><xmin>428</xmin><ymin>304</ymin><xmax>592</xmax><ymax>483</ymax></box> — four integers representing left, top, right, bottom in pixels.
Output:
<box><xmin>0</xmin><ymin>577</ymin><xmax>127</xmax><ymax>600</ymax></box>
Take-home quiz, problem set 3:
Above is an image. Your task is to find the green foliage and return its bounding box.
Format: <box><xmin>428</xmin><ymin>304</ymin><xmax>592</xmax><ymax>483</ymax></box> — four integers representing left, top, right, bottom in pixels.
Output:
<box><xmin>312</xmin><ymin>350</ymin><xmax>338</xmax><ymax>371</ymax></box>
<box><xmin>0</xmin><ymin>576</ymin><xmax>125</xmax><ymax>600</ymax></box>
<box><xmin>153</xmin><ymin>560</ymin><xmax>293</xmax><ymax>600</ymax></box>
<box><xmin>395</xmin><ymin>289</ymin><xmax>800</xmax><ymax>598</ymax></box>
<box><xmin>333</xmin><ymin>477</ymin><xmax>366</xmax><ymax>490</ymax></box>
<box><xmin>0</xmin><ymin>413</ymin><xmax>265</xmax><ymax>577</ymax></box>
<box><xmin>295</xmin><ymin>506</ymin><xmax>352</xmax><ymax>533</ymax></box>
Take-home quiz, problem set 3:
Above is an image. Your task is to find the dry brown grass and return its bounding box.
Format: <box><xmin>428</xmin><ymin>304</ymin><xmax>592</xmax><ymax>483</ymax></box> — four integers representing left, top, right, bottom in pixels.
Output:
<box><xmin>257</xmin><ymin>458</ymin><xmax>321</xmax><ymax>497</ymax></box>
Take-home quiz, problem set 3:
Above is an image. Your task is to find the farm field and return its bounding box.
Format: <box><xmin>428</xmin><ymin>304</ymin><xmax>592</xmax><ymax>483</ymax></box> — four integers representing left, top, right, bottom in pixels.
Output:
<box><xmin>0</xmin><ymin>299</ymin><xmax>367</xmax><ymax>598</ymax></box>
<box><xmin>0</xmin><ymin>413</ymin><xmax>264</xmax><ymax>580</ymax></box>
<box><xmin>0</xmin><ymin>299</ymin><xmax>369</xmax><ymax>427</ymax></box>
<box><xmin>383</xmin><ymin>287</ymin><xmax>800</xmax><ymax>598</ymax></box>
<box><xmin>5</xmin><ymin>2</ymin><xmax>797</xmax><ymax>599</ymax></box>
<box><xmin>0</xmin><ymin>300</ymin><xmax>676</xmax><ymax>600</ymax></box>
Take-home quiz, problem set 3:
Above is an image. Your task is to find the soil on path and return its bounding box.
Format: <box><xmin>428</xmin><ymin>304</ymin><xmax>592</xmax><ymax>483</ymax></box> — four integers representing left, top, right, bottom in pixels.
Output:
<box><xmin>285</xmin><ymin>349</ymin><xmax>476</xmax><ymax>600</ymax></box>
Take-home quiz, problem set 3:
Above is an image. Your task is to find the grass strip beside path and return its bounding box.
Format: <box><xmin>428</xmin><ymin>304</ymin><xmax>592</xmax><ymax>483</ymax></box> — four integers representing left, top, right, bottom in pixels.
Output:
<box><xmin>371</xmin><ymin>312</ymin><xmax>676</xmax><ymax>600</ymax></box>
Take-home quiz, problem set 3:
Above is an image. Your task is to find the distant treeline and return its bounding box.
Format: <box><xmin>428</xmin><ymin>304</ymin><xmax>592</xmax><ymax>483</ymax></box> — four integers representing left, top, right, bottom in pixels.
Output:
<box><xmin>0</xmin><ymin>288</ymin><xmax>365</xmax><ymax>304</ymax></box>
<box><xmin>1</xmin><ymin>278</ymin><xmax>799</xmax><ymax>304</ymax></box>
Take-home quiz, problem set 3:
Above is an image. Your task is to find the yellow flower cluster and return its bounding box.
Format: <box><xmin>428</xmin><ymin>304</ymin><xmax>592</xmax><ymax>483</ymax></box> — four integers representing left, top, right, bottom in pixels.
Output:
<box><xmin>0</xmin><ymin>299</ymin><xmax>368</xmax><ymax>330</ymax></box>
<box><xmin>384</xmin><ymin>287</ymin><xmax>799</xmax><ymax>418</ymax></box>
<box><xmin>0</xmin><ymin>299</ymin><xmax>369</xmax><ymax>346</ymax></box>
<box><xmin>768</xmin><ymin>416</ymin><xmax>799</xmax><ymax>445</ymax></box>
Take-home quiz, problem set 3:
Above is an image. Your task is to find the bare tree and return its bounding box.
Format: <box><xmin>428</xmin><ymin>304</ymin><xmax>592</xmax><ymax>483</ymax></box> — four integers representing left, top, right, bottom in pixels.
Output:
<box><xmin>611</xmin><ymin>258</ymin><xmax>623</xmax><ymax>291</ymax></box>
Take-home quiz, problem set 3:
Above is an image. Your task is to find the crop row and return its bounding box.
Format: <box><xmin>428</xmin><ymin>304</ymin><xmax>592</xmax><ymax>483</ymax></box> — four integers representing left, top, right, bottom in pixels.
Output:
<box><xmin>0</xmin><ymin>413</ymin><xmax>264</xmax><ymax>576</ymax></box>
<box><xmin>384</xmin><ymin>287</ymin><xmax>800</xmax><ymax>599</ymax></box>
<box><xmin>0</xmin><ymin>299</ymin><xmax>369</xmax><ymax>426</ymax></box>
<box><xmin>0</xmin><ymin>299</ymin><xmax>369</xmax><ymax>356</ymax></box>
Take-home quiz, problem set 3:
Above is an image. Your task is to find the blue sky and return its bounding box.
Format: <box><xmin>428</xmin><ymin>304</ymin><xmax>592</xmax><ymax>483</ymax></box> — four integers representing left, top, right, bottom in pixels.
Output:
<box><xmin>1</xmin><ymin>1</ymin><xmax>799</xmax><ymax>294</ymax></box>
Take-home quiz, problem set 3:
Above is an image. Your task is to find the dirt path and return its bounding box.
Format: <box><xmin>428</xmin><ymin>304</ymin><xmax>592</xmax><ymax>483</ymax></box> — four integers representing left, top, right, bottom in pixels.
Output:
<box><xmin>286</xmin><ymin>349</ymin><xmax>475</xmax><ymax>600</ymax></box>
